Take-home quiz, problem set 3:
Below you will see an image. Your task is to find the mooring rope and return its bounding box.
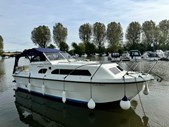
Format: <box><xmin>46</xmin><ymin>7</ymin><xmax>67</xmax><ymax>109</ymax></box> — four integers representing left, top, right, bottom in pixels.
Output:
<box><xmin>135</xmin><ymin>77</ymin><xmax>150</xmax><ymax>127</ymax></box>
<box><xmin>135</xmin><ymin>77</ymin><xmax>146</xmax><ymax>116</ymax></box>
<box><xmin>122</xmin><ymin>76</ymin><xmax>126</xmax><ymax>96</ymax></box>
<box><xmin>125</xmin><ymin>72</ymin><xmax>150</xmax><ymax>127</ymax></box>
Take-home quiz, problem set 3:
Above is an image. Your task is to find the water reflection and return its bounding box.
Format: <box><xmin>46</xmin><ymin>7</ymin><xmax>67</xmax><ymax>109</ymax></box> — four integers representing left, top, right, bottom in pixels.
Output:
<box><xmin>15</xmin><ymin>89</ymin><xmax>148</xmax><ymax>127</ymax></box>
<box><xmin>0</xmin><ymin>59</ymin><xmax>5</xmax><ymax>92</ymax></box>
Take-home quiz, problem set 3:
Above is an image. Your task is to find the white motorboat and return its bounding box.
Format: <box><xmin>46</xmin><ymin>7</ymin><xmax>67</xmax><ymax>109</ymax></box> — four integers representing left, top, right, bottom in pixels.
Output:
<box><xmin>129</xmin><ymin>50</ymin><xmax>142</xmax><ymax>61</ymax></box>
<box><xmin>108</xmin><ymin>52</ymin><xmax>121</xmax><ymax>62</ymax></box>
<box><xmin>120</xmin><ymin>51</ymin><xmax>130</xmax><ymax>61</ymax></box>
<box><xmin>13</xmin><ymin>48</ymin><xmax>154</xmax><ymax>109</ymax></box>
<box><xmin>156</xmin><ymin>50</ymin><xmax>165</xmax><ymax>59</ymax></box>
<box><xmin>142</xmin><ymin>51</ymin><xmax>159</xmax><ymax>61</ymax></box>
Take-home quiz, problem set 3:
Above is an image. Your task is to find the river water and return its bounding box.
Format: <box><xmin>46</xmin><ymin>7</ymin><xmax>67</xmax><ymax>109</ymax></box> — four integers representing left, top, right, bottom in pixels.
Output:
<box><xmin>0</xmin><ymin>58</ymin><xmax>169</xmax><ymax>127</ymax></box>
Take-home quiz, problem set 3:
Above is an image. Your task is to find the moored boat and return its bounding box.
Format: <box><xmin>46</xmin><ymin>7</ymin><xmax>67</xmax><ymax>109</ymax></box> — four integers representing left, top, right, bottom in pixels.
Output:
<box><xmin>142</xmin><ymin>51</ymin><xmax>159</xmax><ymax>61</ymax></box>
<box><xmin>108</xmin><ymin>52</ymin><xmax>121</xmax><ymax>62</ymax></box>
<box><xmin>121</xmin><ymin>51</ymin><xmax>130</xmax><ymax>61</ymax></box>
<box><xmin>13</xmin><ymin>48</ymin><xmax>154</xmax><ymax>109</ymax></box>
<box><xmin>129</xmin><ymin>50</ymin><xmax>142</xmax><ymax>61</ymax></box>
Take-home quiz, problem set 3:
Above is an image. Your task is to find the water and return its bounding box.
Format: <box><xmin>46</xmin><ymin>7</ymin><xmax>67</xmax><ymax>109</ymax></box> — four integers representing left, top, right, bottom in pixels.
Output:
<box><xmin>0</xmin><ymin>58</ymin><xmax>169</xmax><ymax>127</ymax></box>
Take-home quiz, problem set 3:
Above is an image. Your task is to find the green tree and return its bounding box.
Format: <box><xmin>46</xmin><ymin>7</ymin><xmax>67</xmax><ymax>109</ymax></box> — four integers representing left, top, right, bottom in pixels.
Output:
<box><xmin>47</xmin><ymin>44</ymin><xmax>56</xmax><ymax>49</ymax></box>
<box><xmin>158</xmin><ymin>19</ymin><xmax>169</xmax><ymax>50</ymax></box>
<box><xmin>79</xmin><ymin>23</ymin><xmax>94</xmax><ymax>56</ymax></box>
<box><xmin>59</xmin><ymin>42</ymin><xmax>69</xmax><ymax>52</ymax></box>
<box><xmin>142</xmin><ymin>20</ymin><xmax>160</xmax><ymax>51</ymax></box>
<box><xmin>31</xmin><ymin>25</ymin><xmax>51</xmax><ymax>48</ymax></box>
<box><xmin>53</xmin><ymin>23</ymin><xmax>68</xmax><ymax>50</ymax></box>
<box><xmin>79</xmin><ymin>23</ymin><xmax>92</xmax><ymax>43</ymax></box>
<box><xmin>85</xmin><ymin>42</ymin><xmax>96</xmax><ymax>56</ymax></box>
<box><xmin>93</xmin><ymin>22</ymin><xmax>106</xmax><ymax>55</ymax></box>
<box><xmin>126</xmin><ymin>21</ymin><xmax>141</xmax><ymax>50</ymax></box>
<box><xmin>0</xmin><ymin>35</ymin><xmax>3</xmax><ymax>54</ymax></box>
<box><xmin>71</xmin><ymin>42</ymin><xmax>85</xmax><ymax>57</ymax></box>
<box><xmin>107</xmin><ymin>22</ymin><xmax>123</xmax><ymax>52</ymax></box>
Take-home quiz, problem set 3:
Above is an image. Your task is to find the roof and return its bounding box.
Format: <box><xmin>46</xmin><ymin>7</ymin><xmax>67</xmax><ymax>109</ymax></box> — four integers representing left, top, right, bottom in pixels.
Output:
<box><xmin>16</xmin><ymin>48</ymin><xmax>61</xmax><ymax>58</ymax></box>
<box><xmin>33</xmin><ymin>48</ymin><xmax>60</xmax><ymax>53</ymax></box>
<box><xmin>13</xmin><ymin>48</ymin><xmax>61</xmax><ymax>73</ymax></box>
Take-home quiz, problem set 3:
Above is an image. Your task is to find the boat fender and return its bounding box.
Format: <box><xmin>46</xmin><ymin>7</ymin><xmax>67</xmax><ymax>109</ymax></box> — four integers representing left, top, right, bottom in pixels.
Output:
<box><xmin>62</xmin><ymin>91</ymin><xmax>66</xmax><ymax>103</ymax></box>
<box><xmin>143</xmin><ymin>83</ymin><xmax>149</xmax><ymax>95</ymax></box>
<box><xmin>27</xmin><ymin>83</ymin><xmax>31</xmax><ymax>92</ymax></box>
<box><xmin>12</xmin><ymin>80</ymin><xmax>18</xmax><ymax>89</ymax></box>
<box><xmin>120</xmin><ymin>95</ymin><xmax>131</xmax><ymax>110</ymax></box>
<box><xmin>87</xmin><ymin>98</ymin><xmax>95</xmax><ymax>109</ymax></box>
<box><xmin>42</xmin><ymin>85</ymin><xmax>45</xmax><ymax>95</ymax></box>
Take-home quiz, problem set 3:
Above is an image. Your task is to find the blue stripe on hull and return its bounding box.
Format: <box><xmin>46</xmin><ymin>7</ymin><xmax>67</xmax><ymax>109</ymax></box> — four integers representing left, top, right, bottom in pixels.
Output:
<box><xmin>15</xmin><ymin>88</ymin><xmax>121</xmax><ymax>109</ymax></box>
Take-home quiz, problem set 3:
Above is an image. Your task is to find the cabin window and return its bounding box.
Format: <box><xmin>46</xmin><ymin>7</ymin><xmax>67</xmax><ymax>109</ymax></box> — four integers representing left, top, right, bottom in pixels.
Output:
<box><xmin>46</xmin><ymin>53</ymin><xmax>66</xmax><ymax>60</ymax></box>
<box><xmin>109</xmin><ymin>67</ymin><xmax>121</xmax><ymax>74</ymax></box>
<box><xmin>38</xmin><ymin>68</ymin><xmax>47</xmax><ymax>74</ymax></box>
<box><xmin>71</xmin><ymin>70</ymin><xmax>91</xmax><ymax>76</ymax></box>
<box><xmin>51</xmin><ymin>69</ymin><xmax>91</xmax><ymax>76</ymax></box>
<box><xmin>31</xmin><ymin>55</ymin><xmax>46</xmax><ymax>62</ymax></box>
<box><xmin>131</xmin><ymin>52</ymin><xmax>139</xmax><ymax>56</ymax></box>
<box><xmin>60</xmin><ymin>69</ymin><xmax>72</xmax><ymax>75</ymax></box>
<box><xmin>51</xmin><ymin>69</ymin><xmax>59</xmax><ymax>74</ymax></box>
<box><xmin>45</xmin><ymin>52</ymin><xmax>73</xmax><ymax>61</ymax></box>
<box><xmin>117</xmin><ymin>66</ymin><xmax>123</xmax><ymax>71</ymax></box>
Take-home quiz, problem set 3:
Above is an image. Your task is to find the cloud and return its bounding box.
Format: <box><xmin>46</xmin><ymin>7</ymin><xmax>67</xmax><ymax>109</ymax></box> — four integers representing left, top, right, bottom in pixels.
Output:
<box><xmin>0</xmin><ymin>0</ymin><xmax>169</xmax><ymax>51</ymax></box>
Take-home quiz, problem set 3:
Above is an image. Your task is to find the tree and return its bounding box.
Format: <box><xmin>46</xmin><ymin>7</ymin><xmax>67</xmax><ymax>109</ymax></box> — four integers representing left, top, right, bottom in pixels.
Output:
<box><xmin>47</xmin><ymin>44</ymin><xmax>56</xmax><ymax>49</ymax></box>
<box><xmin>125</xmin><ymin>21</ymin><xmax>141</xmax><ymax>50</ymax></box>
<box><xmin>53</xmin><ymin>23</ymin><xmax>68</xmax><ymax>50</ymax></box>
<box><xmin>158</xmin><ymin>19</ymin><xmax>169</xmax><ymax>50</ymax></box>
<box><xmin>31</xmin><ymin>25</ymin><xmax>51</xmax><ymax>48</ymax></box>
<box><xmin>79</xmin><ymin>23</ymin><xmax>93</xmax><ymax>56</ymax></box>
<box><xmin>107</xmin><ymin>22</ymin><xmax>123</xmax><ymax>52</ymax></box>
<box><xmin>85</xmin><ymin>42</ymin><xmax>96</xmax><ymax>56</ymax></box>
<box><xmin>79</xmin><ymin>23</ymin><xmax>92</xmax><ymax>43</ymax></box>
<box><xmin>59</xmin><ymin>42</ymin><xmax>69</xmax><ymax>52</ymax></box>
<box><xmin>71</xmin><ymin>42</ymin><xmax>85</xmax><ymax>57</ymax></box>
<box><xmin>0</xmin><ymin>35</ymin><xmax>3</xmax><ymax>54</ymax></box>
<box><xmin>93</xmin><ymin>22</ymin><xmax>106</xmax><ymax>55</ymax></box>
<box><xmin>142</xmin><ymin>20</ymin><xmax>160</xmax><ymax>51</ymax></box>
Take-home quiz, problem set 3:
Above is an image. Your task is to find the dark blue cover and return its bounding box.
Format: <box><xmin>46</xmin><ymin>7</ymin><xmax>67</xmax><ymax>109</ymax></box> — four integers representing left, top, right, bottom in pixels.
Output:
<box><xmin>34</xmin><ymin>48</ymin><xmax>60</xmax><ymax>53</ymax></box>
<box><xmin>13</xmin><ymin>48</ymin><xmax>60</xmax><ymax>73</ymax></box>
<box><xmin>16</xmin><ymin>48</ymin><xmax>60</xmax><ymax>57</ymax></box>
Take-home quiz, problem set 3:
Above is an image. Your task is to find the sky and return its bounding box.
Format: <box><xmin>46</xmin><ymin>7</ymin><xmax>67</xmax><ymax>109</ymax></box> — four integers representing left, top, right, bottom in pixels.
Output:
<box><xmin>0</xmin><ymin>0</ymin><xmax>169</xmax><ymax>51</ymax></box>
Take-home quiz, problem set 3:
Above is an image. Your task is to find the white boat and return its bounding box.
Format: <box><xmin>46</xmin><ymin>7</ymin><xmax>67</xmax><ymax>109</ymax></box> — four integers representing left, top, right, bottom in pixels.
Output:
<box><xmin>142</xmin><ymin>51</ymin><xmax>159</xmax><ymax>61</ymax></box>
<box><xmin>156</xmin><ymin>50</ymin><xmax>165</xmax><ymax>59</ymax></box>
<box><xmin>129</xmin><ymin>50</ymin><xmax>142</xmax><ymax>61</ymax></box>
<box><xmin>163</xmin><ymin>51</ymin><xmax>169</xmax><ymax>61</ymax></box>
<box><xmin>120</xmin><ymin>51</ymin><xmax>130</xmax><ymax>61</ymax></box>
<box><xmin>13</xmin><ymin>48</ymin><xmax>154</xmax><ymax>109</ymax></box>
<box><xmin>108</xmin><ymin>52</ymin><xmax>121</xmax><ymax>62</ymax></box>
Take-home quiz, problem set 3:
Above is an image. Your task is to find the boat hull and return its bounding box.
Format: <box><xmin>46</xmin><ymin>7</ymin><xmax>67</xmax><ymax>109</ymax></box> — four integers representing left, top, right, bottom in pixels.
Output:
<box><xmin>15</xmin><ymin>89</ymin><xmax>144</xmax><ymax>127</ymax></box>
<box><xmin>14</xmin><ymin>76</ymin><xmax>145</xmax><ymax>104</ymax></box>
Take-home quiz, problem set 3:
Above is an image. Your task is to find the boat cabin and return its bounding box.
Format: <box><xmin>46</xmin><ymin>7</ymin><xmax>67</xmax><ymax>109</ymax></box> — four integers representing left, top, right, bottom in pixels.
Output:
<box><xmin>13</xmin><ymin>48</ymin><xmax>74</xmax><ymax>74</ymax></box>
<box><xmin>129</xmin><ymin>50</ymin><xmax>142</xmax><ymax>61</ymax></box>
